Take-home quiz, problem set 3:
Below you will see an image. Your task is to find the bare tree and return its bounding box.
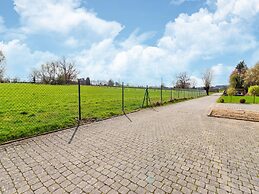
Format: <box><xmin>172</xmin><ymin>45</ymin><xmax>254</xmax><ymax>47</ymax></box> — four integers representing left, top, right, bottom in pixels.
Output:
<box><xmin>175</xmin><ymin>72</ymin><xmax>191</xmax><ymax>88</ymax></box>
<box><xmin>191</xmin><ymin>78</ymin><xmax>197</xmax><ymax>88</ymax></box>
<box><xmin>34</xmin><ymin>62</ymin><xmax>58</xmax><ymax>84</ymax></box>
<box><xmin>202</xmin><ymin>69</ymin><xmax>213</xmax><ymax>95</ymax></box>
<box><xmin>57</xmin><ymin>57</ymin><xmax>79</xmax><ymax>84</ymax></box>
<box><xmin>0</xmin><ymin>50</ymin><xmax>6</xmax><ymax>82</ymax></box>
<box><xmin>31</xmin><ymin>57</ymin><xmax>79</xmax><ymax>84</ymax></box>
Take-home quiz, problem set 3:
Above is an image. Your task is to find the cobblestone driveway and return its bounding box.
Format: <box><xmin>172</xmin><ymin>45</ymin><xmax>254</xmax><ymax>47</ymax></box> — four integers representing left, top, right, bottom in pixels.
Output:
<box><xmin>0</xmin><ymin>95</ymin><xmax>258</xmax><ymax>194</ymax></box>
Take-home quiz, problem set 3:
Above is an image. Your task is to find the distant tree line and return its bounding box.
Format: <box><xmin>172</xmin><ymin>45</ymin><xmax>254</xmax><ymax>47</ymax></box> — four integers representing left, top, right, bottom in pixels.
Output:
<box><xmin>90</xmin><ymin>79</ymin><xmax>121</xmax><ymax>87</ymax></box>
<box><xmin>173</xmin><ymin>70</ymin><xmax>213</xmax><ymax>95</ymax></box>
<box><xmin>30</xmin><ymin>57</ymin><xmax>79</xmax><ymax>84</ymax></box>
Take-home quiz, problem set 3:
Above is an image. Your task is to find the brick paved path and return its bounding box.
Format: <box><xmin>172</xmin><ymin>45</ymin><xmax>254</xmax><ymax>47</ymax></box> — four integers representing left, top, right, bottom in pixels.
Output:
<box><xmin>0</xmin><ymin>95</ymin><xmax>258</xmax><ymax>194</ymax></box>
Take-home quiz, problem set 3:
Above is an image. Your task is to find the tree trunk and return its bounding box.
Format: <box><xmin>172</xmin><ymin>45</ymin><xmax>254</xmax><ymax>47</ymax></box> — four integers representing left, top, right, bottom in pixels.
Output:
<box><xmin>205</xmin><ymin>88</ymin><xmax>209</xmax><ymax>95</ymax></box>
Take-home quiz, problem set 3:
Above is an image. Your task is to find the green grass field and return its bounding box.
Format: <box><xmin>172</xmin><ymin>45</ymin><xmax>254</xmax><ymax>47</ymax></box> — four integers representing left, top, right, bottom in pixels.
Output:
<box><xmin>0</xmin><ymin>83</ymin><xmax>205</xmax><ymax>143</ymax></box>
<box><xmin>217</xmin><ymin>95</ymin><xmax>259</xmax><ymax>104</ymax></box>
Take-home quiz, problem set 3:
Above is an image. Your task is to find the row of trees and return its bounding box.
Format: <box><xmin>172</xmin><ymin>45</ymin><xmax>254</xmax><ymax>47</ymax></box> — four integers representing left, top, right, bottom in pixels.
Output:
<box><xmin>30</xmin><ymin>57</ymin><xmax>79</xmax><ymax>84</ymax></box>
<box><xmin>229</xmin><ymin>61</ymin><xmax>259</xmax><ymax>92</ymax></box>
<box><xmin>174</xmin><ymin>70</ymin><xmax>213</xmax><ymax>95</ymax></box>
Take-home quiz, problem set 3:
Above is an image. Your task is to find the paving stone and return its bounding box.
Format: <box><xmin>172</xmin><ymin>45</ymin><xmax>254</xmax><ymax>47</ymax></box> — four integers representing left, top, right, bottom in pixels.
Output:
<box><xmin>118</xmin><ymin>186</ymin><xmax>130</xmax><ymax>194</ymax></box>
<box><xmin>161</xmin><ymin>184</ymin><xmax>172</xmax><ymax>193</ymax></box>
<box><xmin>34</xmin><ymin>187</ymin><xmax>48</xmax><ymax>194</ymax></box>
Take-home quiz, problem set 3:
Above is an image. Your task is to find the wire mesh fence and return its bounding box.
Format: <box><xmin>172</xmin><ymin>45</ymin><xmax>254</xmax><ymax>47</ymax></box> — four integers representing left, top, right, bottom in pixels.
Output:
<box><xmin>0</xmin><ymin>80</ymin><xmax>206</xmax><ymax>143</ymax></box>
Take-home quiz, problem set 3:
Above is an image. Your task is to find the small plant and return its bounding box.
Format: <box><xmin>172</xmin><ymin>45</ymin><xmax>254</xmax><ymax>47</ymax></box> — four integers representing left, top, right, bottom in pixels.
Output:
<box><xmin>155</xmin><ymin>102</ymin><xmax>161</xmax><ymax>106</ymax></box>
<box><xmin>219</xmin><ymin>98</ymin><xmax>224</xmax><ymax>103</ymax></box>
<box><xmin>240</xmin><ymin>98</ymin><xmax>246</xmax><ymax>104</ymax></box>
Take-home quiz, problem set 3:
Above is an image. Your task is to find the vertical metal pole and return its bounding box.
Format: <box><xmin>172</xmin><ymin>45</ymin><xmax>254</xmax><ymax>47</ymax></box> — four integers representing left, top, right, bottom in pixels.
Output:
<box><xmin>146</xmin><ymin>85</ymin><xmax>149</xmax><ymax>107</ymax></box>
<box><xmin>122</xmin><ymin>82</ymin><xmax>125</xmax><ymax>112</ymax></box>
<box><xmin>78</xmin><ymin>79</ymin><xmax>81</xmax><ymax>121</ymax></box>
<box><xmin>170</xmin><ymin>87</ymin><xmax>173</xmax><ymax>101</ymax></box>
<box><xmin>160</xmin><ymin>84</ymin><xmax>163</xmax><ymax>104</ymax></box>
<box><xmin>178</xmin><ymin>89</ymin><xmax>179</xmax><ymax>99</ymax></box>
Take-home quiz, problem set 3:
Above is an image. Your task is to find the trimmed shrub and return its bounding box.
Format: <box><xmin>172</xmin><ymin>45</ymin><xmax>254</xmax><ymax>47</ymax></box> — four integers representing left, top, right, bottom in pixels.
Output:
<box><xmin>240</xmin><ymin>98</ymin><xmax>246</xmax><ymax>104</ymax></box>
<box><xmin>248</xmin><ymin>85</ymin><xmax>259</xmax><ymax>103</ymax></box>
<box><xmin>248</xmin><ymin>85</ymin><xmax>259</xmax><ymax>96</ymax></box>
<box><xmin>219</xmin><ymin>98</ymin><xmax>224</xmax><ymax>103</ymax></box>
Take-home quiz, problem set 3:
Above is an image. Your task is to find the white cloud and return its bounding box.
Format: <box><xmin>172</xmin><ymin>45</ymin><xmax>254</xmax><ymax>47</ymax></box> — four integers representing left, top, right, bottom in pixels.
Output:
<box><xmin>190</xmin><ymin>76</ymin><xmax>203</xmax><ymax>87</ymax></box>
<box><xmin>211</xmin><ymin>63</ymin><xmax>232</xmax><ymax>76</ymax></box>
<box><xmin>14</xmin><ymin>0</ymin><xmax>123</xmax><ymax>41</ymax></box>
<box><xmin>64</xmin><ymin>37</ymin><xmax>79</xmax><ymax>47</ymax></box>
<box><xmin>159</xmin><ymin>7</ymin><xmax>257</xmax><ymax>59</ymax></box>
<box><xmin>215</xmin><ymin>0</ymin><xmax>259</xmax><ymax>20</ymax></box>
<box><xmin>210</xmin><ymin>63</ymin><xmax>233</xmax><ymax>85</ymax></box>
<box><xmin>120</xmin><ymin>30</ymin><xmax>155</xmax><ymax>49</ymax></box>
<box><xmin>0</xmin><ymin>40</ymin><xmax>57</xmax><ymax>79</ymax></box>
<box><xmin>211</xmin><ymin>63</ymin><xmax>224</xmax><ymax>75</ymax></box>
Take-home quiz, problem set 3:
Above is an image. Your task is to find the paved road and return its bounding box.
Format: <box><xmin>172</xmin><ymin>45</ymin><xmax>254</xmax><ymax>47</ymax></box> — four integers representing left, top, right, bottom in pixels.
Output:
<box><xmin>0</xmin><ymin>95</ymin><xmax>258</xmax><ymax>194</ymax></box>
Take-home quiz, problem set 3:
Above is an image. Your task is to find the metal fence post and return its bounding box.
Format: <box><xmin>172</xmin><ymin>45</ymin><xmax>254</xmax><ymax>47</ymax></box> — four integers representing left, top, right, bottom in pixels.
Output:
<box><xmin>78</xmin><ymin>79</ymin><xmax>81</xmax><ymax>121</ymax></box>
<box><xmin>170</xmin><ymin>87</ymin><xmax>173</xmax><ymax>101</ymax></box>
<box><xmin>122</xmin><ymin>82</ymin><xmax>125</xmax><ymax>112</ymax></box>
<box><xmin>160</xmin><ymin>84</ymin><xmax>163</xmax><ymax>104</ymax></box>
<box><xmin>146</xmin><ymin>85</ymin><xmax>149</xmax><ymax>107</ymax></box>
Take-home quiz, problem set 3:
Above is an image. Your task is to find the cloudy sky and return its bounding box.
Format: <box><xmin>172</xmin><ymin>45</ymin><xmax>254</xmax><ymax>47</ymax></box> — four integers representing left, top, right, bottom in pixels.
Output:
<box><xmin>0</xmin><ymin>0</ymin><xmax>259</xmax><ymax>86</ymax></box>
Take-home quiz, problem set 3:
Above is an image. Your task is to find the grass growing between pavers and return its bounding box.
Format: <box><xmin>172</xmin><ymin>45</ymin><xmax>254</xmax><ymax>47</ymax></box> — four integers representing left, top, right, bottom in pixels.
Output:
<box><xmin>217</xmin><ymin>95</ymin><xmax>259</xmax><ymax>104</ymax></box>
<box><xmin>0</xmin><ymin>83</ymin><xmax>204</xmax><ymax>143</ymax></box>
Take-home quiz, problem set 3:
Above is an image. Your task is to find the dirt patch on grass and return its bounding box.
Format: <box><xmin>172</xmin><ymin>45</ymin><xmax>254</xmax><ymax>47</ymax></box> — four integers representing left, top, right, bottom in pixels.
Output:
<box><xmin>208</xmin><ymin>108</ymin><xmax>259</xmax><ymax>122</ymax></box>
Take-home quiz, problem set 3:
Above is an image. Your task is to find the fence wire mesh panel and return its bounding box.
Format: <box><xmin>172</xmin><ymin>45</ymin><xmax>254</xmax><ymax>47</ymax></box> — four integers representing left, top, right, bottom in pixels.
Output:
<box><xmin>0</xmin><ymin>81</ymin><xmax>206</xmax><ymax>143</ymax></box>
<box><xmin>124</xmin><ymin>87</ymin><xmax>145</xmax><ymax>113</ymax></box>
<box><xmin>0</xmin><ymin>83</ymin><xmax>78</xmax><ymax>143</ymax></box>
<box><xmin>80</xmin><ymin>85</ymin><xmax>122</xmax><ymax>121</ymax></box>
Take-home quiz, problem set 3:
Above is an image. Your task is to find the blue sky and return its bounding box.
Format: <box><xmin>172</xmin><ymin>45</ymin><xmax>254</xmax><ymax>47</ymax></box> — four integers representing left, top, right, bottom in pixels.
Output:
<box><xmin>0</xmin><ymin>0</ymin><xmax>259</xmax><ymax>86</ymax></box>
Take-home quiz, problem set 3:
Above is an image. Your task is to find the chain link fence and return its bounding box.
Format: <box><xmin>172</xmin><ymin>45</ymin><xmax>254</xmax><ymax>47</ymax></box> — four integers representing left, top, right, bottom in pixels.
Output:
<box><xmin>0</xmin><ymin>81</ymin><xmax>206</xmax><ymax>143</ymax></box>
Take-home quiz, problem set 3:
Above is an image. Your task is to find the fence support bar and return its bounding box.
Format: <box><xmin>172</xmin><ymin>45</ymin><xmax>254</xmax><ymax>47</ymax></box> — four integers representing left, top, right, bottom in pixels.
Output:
<box><xmin>122</xmin><ymin>82</ymin><xmax>125</xmax><ymax>112</ymax></box>
<box><xmin>78</xmin><ymin>79</ymin><xmax>81</xmax><ymax>121</ymax></box>
<box><xmin>160</xmin><ymin>85</ymin><xmax>163</xmax><ymax>104</ymax></box>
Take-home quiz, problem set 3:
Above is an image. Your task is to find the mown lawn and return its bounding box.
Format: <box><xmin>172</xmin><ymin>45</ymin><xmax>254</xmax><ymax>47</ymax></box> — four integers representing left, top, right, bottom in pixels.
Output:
<box><xmin>0</xmin><ymin>83</ymin><xmax>205</xmax><ymax>143</ymax></box>
<box><xmin>217</xmin><ymin>95</ymin><xmax>259</xmax><ymax>104</ymax></box>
